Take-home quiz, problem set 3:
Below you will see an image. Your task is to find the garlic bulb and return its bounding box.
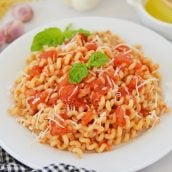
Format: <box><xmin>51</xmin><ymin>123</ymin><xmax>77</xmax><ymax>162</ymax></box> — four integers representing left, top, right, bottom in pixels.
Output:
<box><xmin>64</xmin><ymin>0</ymin><xmax>100</xmax><ymax>11</ymax></box>
<box><xmin>12</xmin><ymin>4</ymin><xmax>34</xmax><ymax>22</ymax></box>
<box><xmin>0</xmin><ymin>29</ymin><xmax>5</xmax><ymax>48</ymax></box>
<box><xmin>4</xmin><ymin>20</ymin><xmax>24</xmax><ymax>43</ymax></box>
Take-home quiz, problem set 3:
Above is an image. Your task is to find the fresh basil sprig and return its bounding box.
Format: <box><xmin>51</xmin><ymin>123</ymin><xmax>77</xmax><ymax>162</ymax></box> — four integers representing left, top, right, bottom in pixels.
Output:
<box><xmin>69</xmin><ymin>52</ymin><xmax>109</xmax><ymax>84</ymax></box>
<box><xmin>31</xmin><ymin>28</ymin><xmax>64</xmax><ymax>51</ymax></box>
<box><xmin>31</xmin><ymin>24</ymin><xmax>90</xmax><ymax>52</ymax></box>
<box><xmin>69</xmin><ymin>63</ymin><xmax>88</xmax><ymax>84</ymax></box>
<box><xmin>64</xmin><ymin>24</ymin><xmax>90</xmax><ymax>40</ymax></box>
<box><xmin>87</xmin><ymin>52</ymin><xmax>109</xmax><ymax>68</ymax></box>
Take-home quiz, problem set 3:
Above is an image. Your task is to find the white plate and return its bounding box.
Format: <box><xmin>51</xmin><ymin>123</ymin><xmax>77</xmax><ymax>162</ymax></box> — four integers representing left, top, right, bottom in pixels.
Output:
<box><xmin>0</xmin><ymin>17</ymin><xmax>172</xmax><ymax>172</ymax></box>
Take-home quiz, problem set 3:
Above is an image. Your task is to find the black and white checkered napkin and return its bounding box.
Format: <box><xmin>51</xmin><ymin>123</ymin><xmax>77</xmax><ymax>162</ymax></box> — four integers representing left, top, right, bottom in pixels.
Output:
<box><xmin>0</xmin><ymin>147</ymin><xmax>96</xmax><ymax>172</ymax></box>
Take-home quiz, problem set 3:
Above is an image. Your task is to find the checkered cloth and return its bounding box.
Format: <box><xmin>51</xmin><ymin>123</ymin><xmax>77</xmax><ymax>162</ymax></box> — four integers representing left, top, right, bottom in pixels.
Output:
<box><xmin>0</xmin><ymin>147</ymin><xmax>96</xmax><ymax>172</ymax></box>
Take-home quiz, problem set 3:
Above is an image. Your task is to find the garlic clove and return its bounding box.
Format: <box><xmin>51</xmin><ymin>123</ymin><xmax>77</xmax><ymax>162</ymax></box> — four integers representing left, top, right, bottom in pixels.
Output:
<box><xmin>0</xmin><ymin>29</ymin><xmax>5</xmax><ymax>48</ymax></box>
<box><xmin>64</xmin><ymin>0</ymin><xmax>73</xmax><ymax>6</ymax></box>
<box><xmin>12</xmin><ymin>4</ymin><xmax>34</xmax><ymax>22</ymax></box>
<box><xmin>71</xmin><ymin>0</ymin><xmax>100</xmax><ymax>11</ymax></box>
<box><xmin>4</xmin><ymin>20</ymin><xmax>24</xmax><ymax>43</ymax></box>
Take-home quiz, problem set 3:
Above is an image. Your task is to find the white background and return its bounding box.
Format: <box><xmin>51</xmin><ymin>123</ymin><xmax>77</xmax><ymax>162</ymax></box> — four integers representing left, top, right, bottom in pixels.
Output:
<box><xmin>1</xmin><ymin>0</ymin><xmax>172</xmax><ymax>171</ymax></box>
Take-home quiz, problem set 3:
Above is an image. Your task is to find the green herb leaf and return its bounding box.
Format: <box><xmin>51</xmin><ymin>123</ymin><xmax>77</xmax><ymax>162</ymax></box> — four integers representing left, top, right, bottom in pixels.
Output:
<box><xmin>76</xmin><ymin>28</ymin><xmax>90</xmax><ymax>36</ymax></box>
<box><xmin>69</xmin><ymin>63</ymin><xmax>88</xmax><ymax>84</ymax></box>
<box><xmin>64</xmin><ymin>24</ymin><xmax>90</xmax><ymax>40</ymax></box>
<box><xmin>87</xmin><ymin>52</ymin><xmax>109</xmax><ymax>68</ymax></box>
<box><xmin>64</xmin><ymin>24</ymin><xmax>75</xmax><ymax>40</ymax></box>
<box><xmin>31</xmin><ymin>28</ymin><xmax>64</xmax><ymax>51</ymax></box>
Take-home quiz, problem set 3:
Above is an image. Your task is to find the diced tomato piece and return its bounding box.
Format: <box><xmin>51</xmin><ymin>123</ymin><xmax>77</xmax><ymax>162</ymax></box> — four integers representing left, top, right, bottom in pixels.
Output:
<box><xmin>135</xmin><ymin>62</ymin><xmax>142</xmax><ymax>70</ymax></box>
<box><xmin>71</xmin><ymin>98</ymin><xmax>87</xmax><ymax>110</ymax></box>
<box><xmin>89</xmin><ymin>78</ymin><xmax>103</xmax><ymax>90</ymax></box>
<box><xmin>140</xmin><ymin>109</ymin><xmax>149</xmax><ymax>117</ymax></box>
<box><xmin>90</xmin><ymin>78</ymin><xmax>110</xmax><ymax>107</ymax></box>
<box><xmin>119</xmin><ymin>86</ymin><xmax>129</xmax><ymax>96</ymax></box>
<box><xmin>91</xmin><ymin>91</ymin><xmax>101</xmax><ymax>107</ymax></box>
<box><xmin>39</xmin><ymin>50</ymin><xmax>57</xmax><ymax>59</ymax></box>
<box><xmin>128</xmin><ymin>77</ymin><xmax>137</xmax><ymax>90</ymax></box>
<box><xmin>81</xmin><ymin>111</ymin><xmax>93</xmax><ymax>126</ymax></box>
<box><xmin>28</xmin><ymin>65</ymin><xmax>43</xmax><ymax>79</ymax></box>
<box><xmin>25</xmin><ymin>88</ymin><xmax>37</xmax><ymax>96</ymax></box>
<box><xmin>115</xmin><ymin>44</ymin><xmax>130</xmax><ymax>53</ymax></box>
<box><xmin>50</xmin><ymin>121</ymin><xmax>69</xmax><ymax>136</ymax></box>
<box><xmin>59</xmin><ymin>77</ymin><xmax>70</xmax><ymax>87</ymax></box>
<box><xmin>79</xmin><ymin>33</ymin><xmax>87</xmax><ymax>42</ymax></box>
<box><xmin>85</xmin><ymin>42</ymin><xmax>97</xmax><ymax>51</ymax></box>
<box><xmin>59</xmin><ymin>85</ymin><xmax>78</xmax><ymax>103</ymax></box>
<box><xmin>48</xmin><ymin>97</ymin><xmax>58</xmax><ymax>106</ymax></box>
<box><xmin>114</xmin><ymin>106</ymin><xmax>126</xmax><ymax>127</ymax></box>
<box><xmin>28</xmin><ymin>91</ymin><xmax>48</xmax><ymax>111</ymax></box>
<box><xmin>114</xmin><ymin>54</ymin><xmax>132</xmax><ymax>67</ymax></box>
<box><xmin>90</xmin><ymin>78</ymin><xmax>110</xmax><ymax>93</ymax></box>
<box><xmin>60</xmin><ymin>113</ymin><xmax>68</xmax><ymax>120</ymax></box>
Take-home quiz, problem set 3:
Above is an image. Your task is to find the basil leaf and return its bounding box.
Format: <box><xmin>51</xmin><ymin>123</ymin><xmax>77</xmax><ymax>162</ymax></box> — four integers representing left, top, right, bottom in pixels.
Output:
<box><xmin>69</xmin><ymin>63</ymin><xmax>88</xmax><ymax>84</ymax></box>
<box><xmin>87</xmin><ymin>52</ymin><xmax>109</xmax><ymax>68</ymax></box>
<box><xmin>64</xmin><ymin>24</ymin><xmax>90</xmax><ymax>40</ymax></box>
<box><xmin>76</xmin><ymin>28</ymin><xmax>90</xmax><ymax>37</ymax></box>
<box><xmin>31</xmin><ymin>27</ymin><xmax>64</xmax><ymax>51</ymax></box>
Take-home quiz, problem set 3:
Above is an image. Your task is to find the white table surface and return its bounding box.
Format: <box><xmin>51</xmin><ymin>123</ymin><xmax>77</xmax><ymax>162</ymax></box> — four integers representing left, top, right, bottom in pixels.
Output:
<box><xmin>1</xmin><ymin>0</ymin><xmax>172</xmax><ymax>171</ymax></box>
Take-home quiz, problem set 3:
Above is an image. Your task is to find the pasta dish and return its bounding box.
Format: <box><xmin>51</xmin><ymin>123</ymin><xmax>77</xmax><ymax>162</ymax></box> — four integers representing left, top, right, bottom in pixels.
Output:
<box><xmin>9</xmin><ymin>26</ymin><xmax>169</xmax><ymax>157</ymax></box>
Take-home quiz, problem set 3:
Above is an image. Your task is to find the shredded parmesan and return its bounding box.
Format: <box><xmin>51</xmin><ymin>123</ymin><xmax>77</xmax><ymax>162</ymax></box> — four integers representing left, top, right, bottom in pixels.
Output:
<box><xmin>123</xmin><ymin>84</ymin><xmax>129</xmax><ymax>95</ymax></box>
<box><xmin>148</xmin><ymin>110</ymin><xmax>160</xmax><ymax>129</ymax></box>
<box><xmin>95</xmin><ymin>35</ymin><xmax>103</xmax><ymax>45</ymax></box>
<box><xmin>99</xmin><ymin>66</ymin><xmax>113</xmax><ymax>76</ymax></box>
<box><xmin>33</xmin><ymin>105</ymin><xmax>44</xmax><ymax>129</ymax></box>
<box><xmin>37</xmin><ymin>126</ymin><xmax>50</xmax><ymax>139</ymax></box>
<box><xmin>93</xmin><ymin>112</ymin><xmax>106</xmax><ymax>125</ymax></box>
<box><xmin>154</xmin><ymin>92</ymin><xmax>158</xmax><ymax>108</ymax></box>
<box><xmin>114</xmin><ymin>67</ymin><xmax>120</xmax><ymax>77</ymax></box>
<box><xmin>32</xmin><ymin>96</ymin><xmax>40</xmax><ymax>104</ymax></box>
<box><xmin>88</xmin><ymin>70</ymin><xmax>96</xmax><ymax>76</ymax></box>
<box><xmin>138</xmin><ymin>78</ymin><xmax>158</xmax><ymax>89</ymax></box>
<box><xmin>107</xmin><ymin>58</ymin><xmax>114</xmax><ymax>65</ymax></box>
<box><xmin>46</xmin><ymin>117</ymin><xmax>65</xmax><ymax>128</ymax></box>
<box><xmin>135</xmin><ymin>77</ymin><xmax>140</xmax><ymax>97</ymax></box>
<box><xmin>61</xmin><ymin>40</ymin><xmax>77</xmax><ymax>51</ymax></box>
<box><xmin>106</xmin><ymin>75</ymin><xmax>113</xmax><ymax>88</ymax></box>
<box><xmin>68</xmin><ymin>86</ymin><xmax>78</xmax><ymax>101</ymax></box>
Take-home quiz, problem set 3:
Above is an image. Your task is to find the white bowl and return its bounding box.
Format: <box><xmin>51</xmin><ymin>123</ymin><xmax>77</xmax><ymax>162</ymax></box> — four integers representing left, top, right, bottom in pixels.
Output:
<box><xmin>127</xmin><ymin>0</ymin><xmax>172</xmax><ymax>40</ymax></box>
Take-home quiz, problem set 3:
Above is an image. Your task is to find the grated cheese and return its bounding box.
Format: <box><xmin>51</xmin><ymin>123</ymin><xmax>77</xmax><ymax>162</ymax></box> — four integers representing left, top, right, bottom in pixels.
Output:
<box><xmin>32</xmin><ymin>96</ymin><xmax>40</xmax><ymax>104</ymax></box>
<box><xmin>33</xmin><ymin>104</ymin><xmax>44</xmax><ymax>129</ymax></box>
<box><xmin>93</xmin><ymin>112</ymin><xmax>106</xmax><ymax>125</ymax></box>
<box><xmin>95</xmin><ymin>35</ymin><xmax>103</xmax><ymax>45</ymax></box>
<box><xmin>106</xmin><ymin>75</ymin><xmax>113</xmax><ymax>88</ymax></box>
<box><xmin>46</xmin><ymin>117</ymin><xmax>65</xmax><ymax>128</ymax></box>
<box><xmin>53</xmin><ymin>105</ymin><xmax>65</xmax><ymax>122</ymax></box>
<box><xmin>37</xmin><ymin>126</ymin><xmax>50</xmax><ymax>139</ymax></box>
<box><xmin>135</xmin><ymin>77</ymin><xmax>140</xmax><ymax>97</ymax></box>
<box><xmin>138</xmin><ymin>78</ymin><xmax>158</xmax><ymax>89</ymax></box>
<box><xmin>123</xmin><ymin>84</ymin><xmax>129</xmax><ymax>95</ymax></box>
<box><xmin>154</xmin><ymin>92</ymin><xmax>158</xmax><ymax>108</ymax></box>
<box><xmin>114</xmin><ymin>67</ymin><xmax>120</xmax><ymax>77</ymax></box>
<box><xmin>68</xmin><ymin>86</ymin><xmax>78</xmax><ymax>101</ymax></box>
<box><xmin>88</xmin><ymin>70</ymin><xmax>96</xmax><ymax>76</ymax></box>
<box><xmin>148</xmin><ymin>110</ymin><xmax>160</xmax><ymax>129</ymax></box>
<box><xmin>99</xmin><ymin>66</ymin><xmax>113</xmax><ymax>76</ymax></box>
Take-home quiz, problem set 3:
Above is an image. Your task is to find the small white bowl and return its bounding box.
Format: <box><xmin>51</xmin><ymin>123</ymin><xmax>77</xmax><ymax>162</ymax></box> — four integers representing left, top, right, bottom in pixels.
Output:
<box><xmin>127</xmin><ymin>0</ymin><xmax>172</xmax><ymax>40</ymax></box>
